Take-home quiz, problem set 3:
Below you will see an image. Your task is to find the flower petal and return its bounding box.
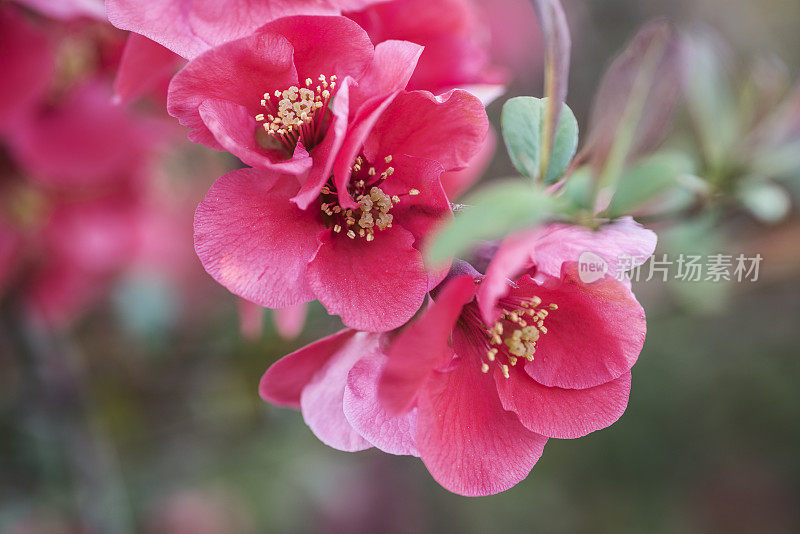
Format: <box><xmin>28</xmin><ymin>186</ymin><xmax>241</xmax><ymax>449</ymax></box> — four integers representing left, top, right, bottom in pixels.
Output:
<box><xmin>349</xmin><ymin>39</ymin><xmax>424</xmax><ymax>110</ymax></box>
<box><xmin>114</xmin><ymin>33</ymin><xmax>181</xmax><ymax>105</ymax></box>
<box><xmin>306</xmin><ymin>226</ymin><xmax>428</xmax><ymax>332</ymax></box>
<box><xmin>380</xmin><ymin>274</ymin><xmax>476</xmax><ymax>415</ymax></box>
<box><xmin>167</xmin><ymin>31</ymin><xmax>296</xmax><ymax>150</ymax></box>
<box><xmin>440</xmin><ymin>127</ymin><xmax>496</xmax><ymax>200</ymax></box>
<box><xmin>344</xmin><ymin>352</ymin><xmax>419</xmax><ymax>456</ymax></box>
<box><xmin>258</xmin><ymin>15</ymin><xmax>374</xmax><ymax>82</ymax></box>
<box><xmin>363</xmin><ymin>89</ymin><xmax>489</xmax><ymax>171</ymax></box>
<box><xmin>518</xmin><ymin>271</ymin><xmax>646</xmax><ymax>389</ymax></box>
<box><xmin>301</xmin><ymin>332</ymin><xmax>378</xmax><ymax>452</ymax></box>
<box><xmin>478</xmin><ymin>218</ymin><xmax>657</xmax><ymax>324</ymax></box>
<box><xmin>198</xmin><ymin>99</ymin><xmax>312</xmax><ymax>174</ymax></box>
<box><xmin>194</xmin><ymin>168</ymin><xmax>321</xmax><ymax>308</ymax></box>
<box><xmin>495</xmin><ymin>369</ymin><xmax>632</xmax><ymax>439</ymax></box>
<box><xmin>260</xmin><ymin>329</ymin><xmax>356</xmax><ymax>408</ymax></box>
<box><xmin>291</xmin><ymin>78</ymin><xmax>352</xmax><ymax>209</ymax></box>
<box><xmin>273</xmin><ymin>303</ymin><xmax>308</xmax><ymax>340</ymax></box>
<box><xmin>416</xmin><ymin>347</ymin><xmax>548</xmax><ymax>497</ymax></box>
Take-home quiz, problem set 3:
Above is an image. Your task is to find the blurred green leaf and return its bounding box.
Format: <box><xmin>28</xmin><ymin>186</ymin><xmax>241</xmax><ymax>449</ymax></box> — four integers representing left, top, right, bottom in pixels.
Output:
<box><xmin>606</xmin><ymin>152</ymin><xmax>695</xmax><ymax>217</ymax></box>
<box><xmin>684</xmin><ymin>30</ymin><xmax>739</xmax><ymax>171</ymax></box>
<box><xmin>501</xmin><ymin>97</ymin><xmax>578</xmax><ymax>184</ymax></box>
<box><xmin>738</xmin><ymin>180</ymin><xmax>791</xmax><ymax>224</ymax></box>
<box><xmin>428</xmin><ymin>181</ymin><xmax>562</xmax><ymax>264</ymax></box>
<box><xmin>560</xmin><ymin>166</ymin><xmax>595</xmax><ymax>211</ymax></box>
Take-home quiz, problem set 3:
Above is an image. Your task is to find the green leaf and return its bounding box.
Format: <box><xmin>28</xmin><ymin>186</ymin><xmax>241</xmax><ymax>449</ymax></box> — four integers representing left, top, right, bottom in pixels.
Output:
<box><xmin>738</xmin><ymin>180</ymin><xmax>790</xmax><ymax>224</ymax></box>
<box><xmin>501</xmin><ymin>97</ymin><xmax>578</xmax><ymax>184</ymax></box>
<box><xmin>428</xmin><ymin>181</ymin><xmax>561</xmax><ymax>265</ymax></box>
<box><xmin>606</xmin><ymin>152</ymin><xmax>695</xmax><ymax>218</ymax></box>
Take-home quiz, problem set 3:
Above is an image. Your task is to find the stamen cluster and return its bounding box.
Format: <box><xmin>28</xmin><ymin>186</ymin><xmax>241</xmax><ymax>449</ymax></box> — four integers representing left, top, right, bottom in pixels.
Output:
<box><xmin>255</xmin><ymin>74</ymin><xmax>336</xmax><ymax>153</ymax></box>
<box><xmin>318</xmin><ymin>155</ymin><xmax>420</xmax><ymax>242</ymax></box>
<box><xmin>463</xmin><ymin>297</ymin><xmax>559</xmax><ymax>379</ymax></box>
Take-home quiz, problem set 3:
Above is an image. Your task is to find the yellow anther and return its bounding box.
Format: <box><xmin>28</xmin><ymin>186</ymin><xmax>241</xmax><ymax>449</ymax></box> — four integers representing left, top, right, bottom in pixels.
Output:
<box><xmin>481</xmin><ymin>363</ymin><xmax>490</xmax><ymax>373</ymax></box>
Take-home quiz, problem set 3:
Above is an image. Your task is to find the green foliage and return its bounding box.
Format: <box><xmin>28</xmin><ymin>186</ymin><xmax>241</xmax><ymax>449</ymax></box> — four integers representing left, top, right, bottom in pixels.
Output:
<box><xmin>606</xmin><ymin>152</ymin><xmax>695</xmax><ymax>218</ymax></box>
<box><xmin>501</xmin><ymin>97</ymin><xmax>578</xmax><ymax>184</ymax></box>
<box><xmin>428</xmin><ymin>181</ymin><xmax>562</xmax><ymax>264</ymax></box>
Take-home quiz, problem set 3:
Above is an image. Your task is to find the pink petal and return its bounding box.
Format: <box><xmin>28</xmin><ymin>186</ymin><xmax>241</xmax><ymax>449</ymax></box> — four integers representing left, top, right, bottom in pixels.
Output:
<box><xmin>273</xmin><ymin>303</ymin><xmax>308</xmax><ymax>340</ymax></box>
<box><xmin>380</xmin><ymin>274</ymin><xmax>477</xmax><ymax>415</ymax></box>
<box><xmin>0</xmin><ymin>6</ymin><xmax>53</xmax><ymax>134</ymax></box>
<box><xmin>363</xmin><ymin>89</ymin><xmax>489</xmax><ymax>172</ymax></box>
<box><xmin>478</xmin><ymin>218</ymin><xmax>657</xmax><ymax>324</ymax></box>
<box><xmin>372</xmin><ymin>154</ymin><xmax>449</xmax><ymax>249</ymax></box>
<box><xmin>416</xmin><ymin>347</ymin><xmax>548</xmax><ymax>497</ymax></box>
<box><xmin>291</xmin><ymin>78</ymin><xmax>352</xmax><ymax>209</ymax></box>
<box><xmin>349</xmin><ymin>40</ymin><xmax>424</xmax><ymax>110</ymax></box>
<box><xmin>495</xmin><ymin>370</ymin><xmax>632</xmax><ymax>439</ymax></box>
<box><xmin>194</xmin><ymin>168</ymin><xmax>321</xmax><ymax>308</ymax></box>
<box><xmin>306</xmin><ymin>227</ymin><xmax>428</xmax><ymax>332</ymax></box>
<box><xmin>440</xmin><ymin>127</ymin><xmax>497</xmax><ymax>200</ymax></box>
<box><xmin>167</xmin><ymin>31</ymin><xmax>296</xmax><ymax>150</ymax></box>
<box><xmin>260</xmin><ymin>329</ymin><xmax>357</xmax><ymax>408</ymax></box>
<box><xmin>114</xmin><ymin>33</ymin><xmax>182</xmax><ymax>105</ymax></box>
<box><xmin>197</xmin><ymin>99</ymin><xmax>312</xmax><ymax>174</ymax></box>
<box><xmin>257</xmin><ymin>16</ymin><xmax>374</xmax><ymax>82</ymax></box>
<box><xmin>108</xmin><ymin>0</ymin><xmax>341</xmax><ymax>60</ymax></box>
<box><xmin>343</xmin><ymin>352</ymin><xmax>419</xmax><ymax>456</ymax></box>
<box><xmin>108</xmin><ymin>0</ymin><xmax>211</xmax><ymax>59</ymax></box>
<box><xmin>518</xmin><ymin>271</ymin><xmax>646</xmax><ymax>389</ymax></box>
<box><xmin>187</xmin><ymin>2</ymin><xmax>341</xmax><ymax>55</ymax></box>
<box><xmin>301</xmin><ymin>332</ymin><xmax>379</xmax><ymax>452</ymax></box>
<box><xmin>332</xmin><ymin>91</ymin><xmax>400</xmax><ymax>210</ymax></box>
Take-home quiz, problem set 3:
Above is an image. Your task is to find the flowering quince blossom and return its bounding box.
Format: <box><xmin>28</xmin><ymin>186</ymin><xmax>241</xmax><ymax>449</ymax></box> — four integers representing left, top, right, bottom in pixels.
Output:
<box><xmin>167</xmin><ymin>17</ymin><xmax>477</xmax><ymax>193</ymax></box>
<box><xmin>193</xmin><ymin>88</ymin><xmax>487</xmax><ymax>331</ymax></box>
<box><xmin>259</xmin><ymin>219</ymin><xmax>656</xmax><ymax>496</ymax></box>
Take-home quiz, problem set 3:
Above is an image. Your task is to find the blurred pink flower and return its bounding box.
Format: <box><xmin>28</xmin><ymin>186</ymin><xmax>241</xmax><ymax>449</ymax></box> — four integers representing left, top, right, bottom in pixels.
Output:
<box><xmin>1</xmin><ymin>79</ymin><xmax>169</xmax><ymax>328</ymax></box>
<box><xmin>193</xmin><ymin>83</ymin><xmax>488</xmax><ymax>331</ymax></box>
<box><xmin>0</xmin><ymin>6</ymin><xmax>54</xmax><ymax>135</ymax></box>
<box><xmin>261</xmin><ymin>221</ymin><xmax>653</xmax><ymax>496</ymax></box>
<box><xmin>107</xmin><ymin>0</ymin><xmax>388</xmax><ymax>60</ymax></box>
<box><xmin>14</xmin><ymin>0</ymin><xmax>104</xmax><ymax>20</ymax></box>
<box><xmin>273</xmin><ymin>303</ymin><xmax>308</xmax><ymax>340</ymax></box>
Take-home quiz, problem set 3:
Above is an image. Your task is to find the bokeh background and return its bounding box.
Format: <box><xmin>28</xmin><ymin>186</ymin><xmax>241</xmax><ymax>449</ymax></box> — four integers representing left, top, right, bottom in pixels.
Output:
<box><xmin>2</xmin><ymin>0</ymin><xmax>799</xmax><ymax>532</ymax></box>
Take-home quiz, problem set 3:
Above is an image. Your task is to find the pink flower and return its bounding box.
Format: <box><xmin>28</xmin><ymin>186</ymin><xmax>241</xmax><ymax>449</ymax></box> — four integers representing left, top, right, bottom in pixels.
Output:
<box><xmin>0</xmin><ymin>6</ymin><xmax>54</xmax><ymax>135</ymax></box>
<box><xmin>260</xmin><ymin>220</ymin><xmax>654</xmax><ymax>496</ymax></box>
<box><xmin>107</xmin><ymin>0</ymin><xmax>387</xmax><ymax>60</ymax></box>
<box><xmin>1</xmin><ymin>80</ymin><xmax>168</xmax><ymax>328</ymax></box>
<box><xmin>167</xmin><ymin>16</ymin><xmax>440</xmax><ymax>203</ymax></box>
<box><xmin>13</xmin><ymin>0</ymin><xmax>105</xmax><ymax>20</ymax></box>
<box><xmin>194</xmin><ymin>83</ymin><xmax>488</xmax><ymax>331</ymax></box>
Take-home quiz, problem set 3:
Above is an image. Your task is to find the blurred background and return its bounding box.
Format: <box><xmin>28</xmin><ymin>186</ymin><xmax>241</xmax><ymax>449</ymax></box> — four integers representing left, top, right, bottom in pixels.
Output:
<box><xmin>1</xmin><ymin>0</ymin><xmax>799</xmax><ymax>532</ymax></box>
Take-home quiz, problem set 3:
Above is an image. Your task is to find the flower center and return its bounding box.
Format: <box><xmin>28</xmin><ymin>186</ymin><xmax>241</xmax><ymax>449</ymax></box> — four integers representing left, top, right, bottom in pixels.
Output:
<box><xmin>255</xmin><ymin>74</ymin><xmax>336</xmax><ymax>155</ymax></box>
<box><xmin>318</xmin><ymin>154</ymin><xmax>419</xmax><ymax>242</ymax></box>
<box><xmin>461</xmin><ymin>297</ymin><xmax>558</xmax><ymax>378</ymax></box>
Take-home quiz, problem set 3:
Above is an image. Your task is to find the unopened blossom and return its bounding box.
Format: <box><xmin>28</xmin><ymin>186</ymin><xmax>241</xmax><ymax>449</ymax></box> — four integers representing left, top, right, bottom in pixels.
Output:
<box><xmin>260</xmin><ymin>220</ymin><xmax>656</xmax><ymax>496</ymax></box>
